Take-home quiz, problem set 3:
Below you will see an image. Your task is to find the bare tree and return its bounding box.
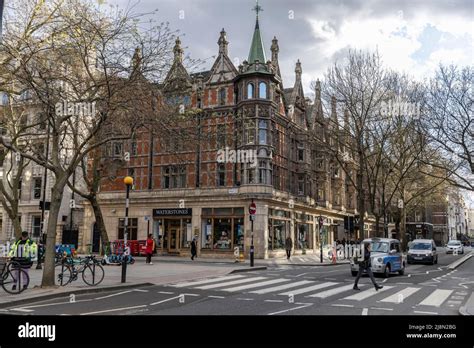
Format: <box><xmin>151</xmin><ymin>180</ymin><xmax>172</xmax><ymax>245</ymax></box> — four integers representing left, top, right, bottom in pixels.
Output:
<box><xmin>423</xmin><ymin>65</ymin><xmax>473</xmax><ymax>191</ymax></box>
<box><xmin>0</xmin><ymin>0</ymin><xmax>175</xmax><ymax>287</ymax></box>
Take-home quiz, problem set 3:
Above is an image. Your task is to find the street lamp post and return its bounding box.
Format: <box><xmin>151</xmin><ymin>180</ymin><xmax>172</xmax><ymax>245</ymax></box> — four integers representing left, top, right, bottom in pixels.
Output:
<box><xmin>319</xmin><ymin>215</ymin><xmax>324</xmax><ymax>263</ymax></box>
<box><xmin>121</xmin><ymin>176</ymin><xmax>133</xmax><ymax>283</ymax></box>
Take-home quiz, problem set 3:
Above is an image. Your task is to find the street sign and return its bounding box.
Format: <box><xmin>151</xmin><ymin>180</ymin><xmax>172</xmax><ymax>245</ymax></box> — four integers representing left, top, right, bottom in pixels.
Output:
<box><xmin>398</xmin><ymin>199</ymin><xmax>404</xmax><ymax>209</ymax></box>
<box><xmin>249</xmin><ymin>202</ymin><xmax>256</xmax><ymax>215</ymax></box>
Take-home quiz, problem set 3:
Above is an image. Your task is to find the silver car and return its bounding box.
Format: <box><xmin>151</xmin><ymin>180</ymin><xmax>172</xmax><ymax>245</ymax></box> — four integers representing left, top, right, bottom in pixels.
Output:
<box><xmin>446</xmin><ymin>240</ymin><xmax>464</xmax><ymax>254</ymax></box>
<box><xmin>407</xmin><ymin>239</ymin><xmax>438</xmax><ymax>264</ymax></box>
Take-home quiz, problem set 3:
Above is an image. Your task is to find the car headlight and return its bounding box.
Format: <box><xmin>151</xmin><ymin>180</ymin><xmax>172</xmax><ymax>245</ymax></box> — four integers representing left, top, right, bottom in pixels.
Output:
<box><xmin>377</xmin><ymin>257</ymin><xmax>383</xmax><ymax>263</ymax></box>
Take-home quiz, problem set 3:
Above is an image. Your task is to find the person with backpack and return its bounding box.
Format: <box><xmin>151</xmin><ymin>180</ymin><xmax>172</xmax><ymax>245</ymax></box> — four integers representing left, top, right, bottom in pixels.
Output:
<box><xmin>8</xmin><ymin>231</ymin><xmax>37</xmax><ymax>291</ymax></box>
<box><xmin>353</xmin><ymin>242</ymin><xmax>383</xmax><ymax>291</ymax></box>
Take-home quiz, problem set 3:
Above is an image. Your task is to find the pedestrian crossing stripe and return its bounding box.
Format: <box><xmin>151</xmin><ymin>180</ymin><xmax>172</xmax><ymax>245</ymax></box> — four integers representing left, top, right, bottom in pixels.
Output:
<box><xmin>343</xmin><ymin>286</ymin><xmax>394</xmax><ymax>301</ymax></box>
<box><xmin>279</xmin><ymin>282</ymin><xmax>338</xmax><ymax>295</ymax></box>
<box><xmin>169</xmin><ymin>275</ymin><xmax>457</xmax><ymax>308</ymax></box>
<box><xmin>171</xmin><ymin>275</ymin><xmax>245</xmax><ymax>288</ymax></box>
<box><xmin>220</xmin><ymin>278</ymin><xmax>289</xmax><ymax>292</ymax></box>
<box><xmin>307</xmin><ymin>284</ymin><xmax>362</xmax><ymax>298</ymax></box>
<box><xmin>195</xmin><ymin>277</ymin><xmax>267</xmax><ymax>290</ymax></box>
<box><xmin>418</xmin><ymin>289</ymin><xmax>453</xmax><ymax>307</ymax></box>
<box><xmin>379</xmin><ymin>287</ymin><xmax>420</xmax><ymax>303</ymax></box>
<box><xmin>249</xmin><ymin>280</ymin><xmax>314</xmax><ymax>295</ymax></box>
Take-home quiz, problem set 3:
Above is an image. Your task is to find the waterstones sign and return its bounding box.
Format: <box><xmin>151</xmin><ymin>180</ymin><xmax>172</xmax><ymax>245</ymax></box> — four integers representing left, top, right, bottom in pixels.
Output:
<box><xmin>153</xmin><ymin>208</ymin><xmax>192</xmax><ymax>217</ymax></box>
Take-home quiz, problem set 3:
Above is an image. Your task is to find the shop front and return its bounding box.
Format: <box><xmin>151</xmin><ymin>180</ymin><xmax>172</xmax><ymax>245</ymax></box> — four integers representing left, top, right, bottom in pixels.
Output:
<box><xmin>153</xmin><ymin>208</ymin><xmax>193</xmax><ymax>254</ymax></box>
<box><xmin>295</xmin><ymin>213</ymin><xmax>314</xmax><ymax>252</ymax></box>
<box><xmin>200</xmin><ymin>207</ymin><xmax>245</xmax><ymax>256</ymax></box>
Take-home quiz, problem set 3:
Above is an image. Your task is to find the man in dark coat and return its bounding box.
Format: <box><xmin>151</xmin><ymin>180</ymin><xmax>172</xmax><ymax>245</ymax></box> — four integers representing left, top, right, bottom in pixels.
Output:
<box><xmin>353</xmin><ymin>242</ymin><xmax>383</xmax><ymax>291</ymax></box>
<box><xmin>190</xmin><ymin>238</ymin><xmax>197</xmax><ymax>260</ymax></box>
<box><xmin>285</xmin><ymin>236</ymin><xmax>292</xmax><ymax>260</ymax></box>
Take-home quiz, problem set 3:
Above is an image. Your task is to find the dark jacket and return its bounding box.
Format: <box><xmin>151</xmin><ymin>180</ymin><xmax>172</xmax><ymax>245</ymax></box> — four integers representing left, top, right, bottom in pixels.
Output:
<box><xmin>285</xmin><ymin>238</ymin><xmax>292</xmax><ymax>251</ymax></box>
<box><xmin>190</xmin><ymin>240</ymin><xmax>197</xmax><ymax>254</ymax></box>
<box><xmin>361</xmin><ymin>247</ymin><xmax>371</xmax><ymax>268</ymax></box>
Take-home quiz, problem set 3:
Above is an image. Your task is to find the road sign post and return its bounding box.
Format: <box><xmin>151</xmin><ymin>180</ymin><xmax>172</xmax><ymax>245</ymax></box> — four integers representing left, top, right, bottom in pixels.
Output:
<box><xmin>249</xmin><ymin>200</ymin><xmax>256</xmax><ymax>267</ymax></box>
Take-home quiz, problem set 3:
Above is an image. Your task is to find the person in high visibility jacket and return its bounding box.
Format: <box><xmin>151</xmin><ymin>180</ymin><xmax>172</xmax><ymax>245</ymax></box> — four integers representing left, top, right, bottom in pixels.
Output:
<box><xmin>8</xmin><ymin>231</ymin><xmax>37</xmax><ymax>291</ymax></box>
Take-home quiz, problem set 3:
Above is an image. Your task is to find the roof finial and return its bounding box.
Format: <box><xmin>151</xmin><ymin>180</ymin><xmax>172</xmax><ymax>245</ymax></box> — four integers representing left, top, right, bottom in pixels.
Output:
<box><xmin>252</xmin><ymin>0</ymin><xmax>263</xmax><ymax>28</ymax></box>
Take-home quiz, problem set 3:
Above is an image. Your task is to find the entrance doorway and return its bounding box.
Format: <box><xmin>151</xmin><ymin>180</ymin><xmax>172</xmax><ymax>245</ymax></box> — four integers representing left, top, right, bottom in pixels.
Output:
<box><xmin>167</xmin><ymin>219</ymin><xmax>180</xmax><ymax>253</ymax></box>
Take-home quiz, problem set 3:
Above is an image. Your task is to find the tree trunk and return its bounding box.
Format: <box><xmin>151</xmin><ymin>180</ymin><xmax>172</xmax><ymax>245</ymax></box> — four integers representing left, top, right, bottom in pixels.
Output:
<box><xmin>90</xmin><ymin>195</ymin><xmax>109</xmax><ymax>255</ymax></box>
<box><xmin>41</xmin><ymin>179</ymin><xmax>66</xmax><ymax>287</ymax></box>
<box><xmin>357</xmin><ymin>157</ymin><xmax>365</xmax><ymax>239</ymax></box>
<box><xmin>374</xmin><ymin>214</ymin><xmax>381</xmax><ymax>238</ymax></box>
<box><xmin>12</xmin><ymin>214</ymin><xmax>22</xmax><ymax>240</ymax></box>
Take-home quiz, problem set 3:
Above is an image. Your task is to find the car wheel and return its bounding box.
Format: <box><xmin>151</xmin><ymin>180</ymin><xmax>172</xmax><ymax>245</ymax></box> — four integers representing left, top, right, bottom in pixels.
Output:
<box><xmin>351</xmin><ymin>271</ymin><xmax>358</xmax><ymax>277</ymax></box>
<box><xmin>383</xmin><ymin>264</ymin><xmax>391</xmax><ymax>278</ymax></box>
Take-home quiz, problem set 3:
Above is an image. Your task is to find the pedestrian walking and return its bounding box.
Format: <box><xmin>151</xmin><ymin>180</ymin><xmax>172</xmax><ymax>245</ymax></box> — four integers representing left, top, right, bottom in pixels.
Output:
<box><xmin>190</xmin><ymin>238</ymin><xmax>197</xmax><ymax>260</ymax></box>
<box><xmin>353</xmin><ymin>242</ymin><xmax>383</xmax><ymax>291</ymax></box>
<box><xmin>285</xmin><ymin>236</ymin><xmax>292</xmax><ymax>260</ymax></box>
<box><xmin>145</xmin><ymin>234</ymin><xmax>155</xmax><ymax>265</ymax></box>
<box><xmin>8</xmin><ymin>231</ymin><xmax>37</xmax><ymax>291</ymax></box>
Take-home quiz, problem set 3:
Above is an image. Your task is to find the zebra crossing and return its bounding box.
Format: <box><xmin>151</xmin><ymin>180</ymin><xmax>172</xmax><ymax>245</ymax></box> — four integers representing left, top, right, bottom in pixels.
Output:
<box><xmin>167</xmin><ymin>274</ymin><xmax>461</xmax><ymax>309</ymax></box>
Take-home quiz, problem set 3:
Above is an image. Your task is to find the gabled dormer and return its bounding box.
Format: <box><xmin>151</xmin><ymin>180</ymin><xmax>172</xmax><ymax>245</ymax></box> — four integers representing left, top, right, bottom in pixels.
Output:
<box><xmin>163</xmin><ymin>38</ymin><xmax>192</xmax><ymax>94</ymax></box>
<box><xmin>207</xmin><ymin>29</ymin><xmax>238</xmax><ymax>84</ymax></box>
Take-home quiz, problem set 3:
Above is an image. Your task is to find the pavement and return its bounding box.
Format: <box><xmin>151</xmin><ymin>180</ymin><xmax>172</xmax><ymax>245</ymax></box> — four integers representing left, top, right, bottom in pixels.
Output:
<box><xmin>0</xmin><ymin>247</ymin><xmax>472</xmax><ymax>315</ymax></box>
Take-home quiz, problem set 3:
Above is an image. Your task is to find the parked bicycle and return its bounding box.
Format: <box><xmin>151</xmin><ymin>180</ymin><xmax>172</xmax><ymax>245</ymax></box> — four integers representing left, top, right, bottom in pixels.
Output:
<box><xmin>0</xmin><ymin>259</ymin><xmax>30</xmax><ymax>294</ymax></box>
<box><xmin>55</xmin><ymin>255</ymin><xmax>104</xmax><ymax>286</ymax></box>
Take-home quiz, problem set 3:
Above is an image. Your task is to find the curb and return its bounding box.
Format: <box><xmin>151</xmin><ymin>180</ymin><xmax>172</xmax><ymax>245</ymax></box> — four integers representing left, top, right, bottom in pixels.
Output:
<box><xmin>230</xmin><ymin>266</ymin><xmax>267</xmax><ymax>273</ymax></box>
<box><xmin>459</xmin><ymin>292</ymin><xmax>474</xmax><ymax>316</ymax></box>
<box><xmin>447</xmin><ymin>252</ymin><xmax>473</xmax><ymax>270</ymax></box>
<box><xmin>0</xmin><ymin>282</ymin><xmax>154</xmax><ymax>310</ymax></box>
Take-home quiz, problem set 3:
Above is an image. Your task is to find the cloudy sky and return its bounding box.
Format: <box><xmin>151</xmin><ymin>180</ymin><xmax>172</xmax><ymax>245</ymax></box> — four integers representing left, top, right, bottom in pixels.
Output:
<box><xmin>108</xmin><ymin>0</ymin><xmax>473</xmax><ymax>97</ymax></box>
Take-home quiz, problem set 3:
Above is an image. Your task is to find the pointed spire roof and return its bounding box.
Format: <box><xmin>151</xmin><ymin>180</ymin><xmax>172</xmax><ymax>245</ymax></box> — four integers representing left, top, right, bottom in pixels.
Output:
<box><xmin>248</xmin><ymin>0</ymin><xmax>267</xmax><ymax>64</ymax></box>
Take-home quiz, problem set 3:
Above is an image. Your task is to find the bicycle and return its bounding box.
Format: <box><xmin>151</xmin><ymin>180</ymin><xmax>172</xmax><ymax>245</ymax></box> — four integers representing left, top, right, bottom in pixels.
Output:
<box><xmin>55</xmin><ymin>255</ymin><xmax>104</xmax><ymax>286</ymax></box>
<box><xmin>0</xmin><ymin>258</ymin><xmax>30</xmax><ymax>294</ymax></box>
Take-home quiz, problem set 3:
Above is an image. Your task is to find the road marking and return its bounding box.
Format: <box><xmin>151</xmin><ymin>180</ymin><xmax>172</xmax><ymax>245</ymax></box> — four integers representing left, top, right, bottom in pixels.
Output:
<box><xmin>18</xmin><ymin>299</ymin><xmax>93</xmax><ymax>309</ymax></box>
<box><xmin>182</xmin><ymin>293</ymin><xmax>200</xmax><ymax>297</ymax></box>
<box><xmin>451</xmin><ymin>296</ymin><xmax>465</xmax><ymax>300</ymax></box>
<box><xmin>10</xmin><ymin>308</ymin><xmax>34</xmax><ymax>312</ymax></box>
<box><xmin>362</xmin><ymin>308</ymin><xmax>368</xmax><ymax>315</ymax></box>
<box><xmin>455</xmin><ymin>291</ymin><xmax>468</xmax><ymax>295</ymax></box>
<box><xmin>414</xmin><ymin>310</ymin><xmax>437</xmax><ymax>315</ymax></box>
<box><xmin>220</xmin><ymin>278</ymin><xmax>289</xmax><ymax>292</ymax></box>
<box><xmin>419</xmin><ymin>289</ymin><xmax>453</xmax><ymax>307</ymax></box>
<box><xmin>158</xmin><ymin>291</ymin><xmax>174</xmax><ymax>294</ymax></box>
<box><xmin>370</xmin><ymin>307</ymin><xmax>393</xmax><ymax>311</ymax></box>
<box><xmin>150</xmin><ymin>295</ymin><xmax>183</xmax><ymax>306</ymax></box>
<box><xmin>208</xmin><ymin>295</ymin><xmax>225</xmax><ymax>299</ymax></box>
<box><xmin>250</xmin><ymin>280</ymin><xmax>314</xmax><ymax>295</ymax></box>
<box><xmin>268</xmin><ymin>303</ymin><xmax>313</xmax><ymax>315</ymax></box>
<box><xmin>379</xmin><ymin>287</ymin><xmax>420</xmax><ymax>303</ymax></box>
<box><xmin>396</xmin><ymin>282</ymin><xmax>414</xmax><ymax>285</ymax></box>
<box><xmin>343</xmin><ymin>286</ymin><xmax>393</xmax><ymax>301</ymax></box>
<box><xmin>195</xmin><ymin>277</ymin><xmax>267</xmax><ymax>290</ymax></box>
<box><xmin>133</xmin><ymin>289</ymin><xmax>149</xmax><ymax>292</ymax></box>
<box><xmin>236</xmin><ymin>298</ymin><xmax>254</xmax><ymax>301</ymax></box>
<box><xmin>331</xmin><ymin>304</ymin><xmax>354</xmax><ymax>308</ymax></box>
<box><xmin>95</xmin><ymin>290</ymin><xmax>134</xmax><ymax>300</ymax></box>
<box><xmin>324</xmin><ymin>278</ymin><xmax>337</xmax><ymax>281</ymax></box>
<box><xmin>279</xmin><ymin>282</ymin><xmax>339</xmax><ymax>296</ymax></box>
<box><xmin>307</xmin><ymin>284</ymin><xmax>363</xmax><ymax>298</ymax></box>
<box><xmin>264</xmin><ymin>300</ymin><xmax>283</xmax><ymax>303</ymax></box>
<box><xmin>80</xmin><ymin>305</ymin><xmax>147</xmax><ymax>315</ymax></box>
<box><xmin>171</xmin><ymin>275</ymin><xmax>245</xmax><ymax>288</ymax></box>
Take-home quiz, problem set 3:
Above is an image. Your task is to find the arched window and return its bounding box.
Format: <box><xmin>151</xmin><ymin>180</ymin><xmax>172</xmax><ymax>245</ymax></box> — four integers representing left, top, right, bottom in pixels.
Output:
<box><xmin>259</xmin><ymin>82</ymin><xmax>267</xmax><ymax>99</ymax></box>
<box><xmin>247</xmin><ymin>83</ymin><xmax>254</xmax><ymax>99</ymax></box>
<box><xmin>219</xmin><ymin>88</ymin><xmax>226</xmax><ymax>106</ymax></box>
